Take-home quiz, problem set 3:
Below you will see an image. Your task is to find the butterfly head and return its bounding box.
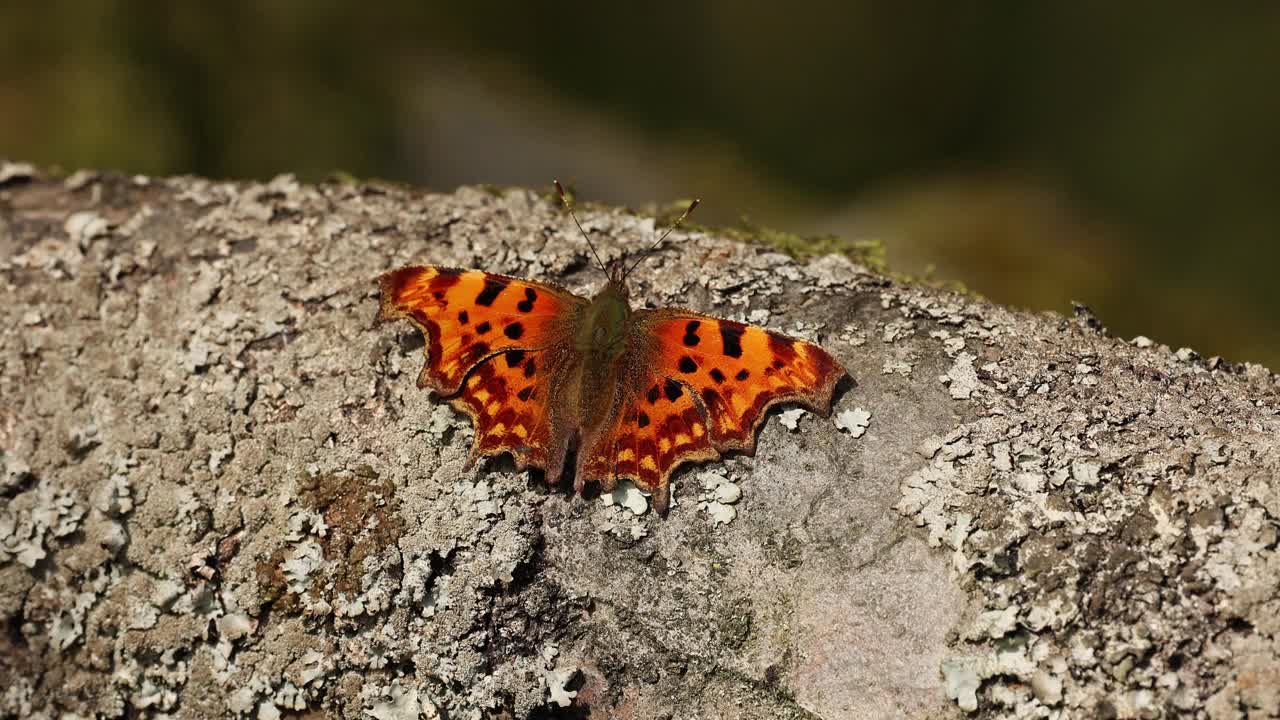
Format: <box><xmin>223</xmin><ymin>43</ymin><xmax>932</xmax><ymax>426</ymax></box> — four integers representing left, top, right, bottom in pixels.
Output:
<box><xmin>579</xmin><ymin>266</ymin><xmax>633</xmax><ymax>358</ymax></box>
<box><xmin>606</xmin><ymin>257</ymin><xmax>629</xmax><ymax>288</ymax></box>
<box><xmin>594</xmin><ymin>258</ymin><xmax>631</xmax><ymax>315</ymax></box>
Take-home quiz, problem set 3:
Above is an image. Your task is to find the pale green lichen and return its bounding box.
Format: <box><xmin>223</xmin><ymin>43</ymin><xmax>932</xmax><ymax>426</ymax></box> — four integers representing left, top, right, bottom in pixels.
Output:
<box><xmin>942</xmin><ymin>658</ymin><xmax>981</xmax><ymax>712</ymax></box>
<box><xmin>601</xmin><ymin>479</ymin><xmax>649</xmax><ymax>516</ymax></box>
<box><xmin>834</xmin><ymin>407</ymin><xmax>871</xmax><ymax>437</ymax></box>
<box><xmin>696</xmin><ymin>471</ymin><xmax>743</xmax><ymax>525</ymax></box>
<box><xmin>776</xmin><ymin>408</ymin><xmax>807</xmax><ymax>431</ymax></box>
<box><xmin>366</xmin><ymin>683</ymin><xmax>435</xmax><ymax>720</ymax></box>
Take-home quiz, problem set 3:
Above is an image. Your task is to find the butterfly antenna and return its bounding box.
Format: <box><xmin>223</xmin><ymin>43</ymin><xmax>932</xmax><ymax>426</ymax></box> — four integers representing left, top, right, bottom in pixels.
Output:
<box><xmin>554</xmin><ymin>180</ymin><xmax>608</xmax><ymax>276</ymax></box>
<box><xmin>624</xmin><ymin>197</ymin><xmax>701</xmax><ymax>279</ymax></box>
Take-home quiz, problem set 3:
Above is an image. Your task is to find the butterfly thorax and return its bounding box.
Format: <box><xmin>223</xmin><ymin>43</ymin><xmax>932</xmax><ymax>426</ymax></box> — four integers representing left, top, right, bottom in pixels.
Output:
<box><xmin>575</xmin><ymin>280</ymin><xmax>631</xmax><ymax>361</ymax></box>
<box><xmin>571</xmin><ymin>279</ymin><xmax>633</xmax><ymax>430</ymax></box>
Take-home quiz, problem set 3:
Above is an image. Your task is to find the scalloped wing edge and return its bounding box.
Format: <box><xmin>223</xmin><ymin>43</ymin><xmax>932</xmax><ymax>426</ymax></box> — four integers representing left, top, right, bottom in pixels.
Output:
<box><xmin>576</xmin><ymin>351</ymin><xmax>845</xmax><ymax>516</ymax></box>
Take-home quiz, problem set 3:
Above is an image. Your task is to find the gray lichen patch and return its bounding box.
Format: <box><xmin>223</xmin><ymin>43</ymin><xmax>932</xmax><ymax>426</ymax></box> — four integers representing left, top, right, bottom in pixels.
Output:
<box><xmin>0</xmin><ymin>481</ymin><xmax>85</xmax><ymax>568</ymax></box>
<box><xmin>942</xmin><ymin>352</ymin><xmax>981</xmax><ymax>400</ymax></box>
<box><xmin>2</xmin><ymin>169</ymin><xmax>1276</xmax><ymax>719</ymax></box>
<box><xmin>834</xmin><ymin>407</ymin><xmax>871</xmax><ymax>438</ymax></box>
<box><xmin>694</xmin><ymin>470</ymin><xmax>744</xmax><ymax>525</ymax></box>
<box><xmin>893</xmin><ymin>289</ymin><xmax>1280</xmax><ymax>716</ymax></box>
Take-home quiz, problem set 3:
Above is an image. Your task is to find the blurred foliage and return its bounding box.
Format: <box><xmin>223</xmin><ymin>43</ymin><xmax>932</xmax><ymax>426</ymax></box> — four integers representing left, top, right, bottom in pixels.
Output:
<box><xmin>2</xmin><ymin>3</ymin><xmax>1278</xmax><ymax>367</ymax></box>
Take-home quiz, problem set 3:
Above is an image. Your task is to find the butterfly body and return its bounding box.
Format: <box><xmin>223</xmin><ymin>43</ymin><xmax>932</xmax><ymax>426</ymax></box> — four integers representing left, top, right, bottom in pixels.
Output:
<box><xmin>377</xmin><ymin>257</ymin><xmax>845</xmax><ymax>515</ymax></box>
<box><xmin>576</xmin><ymin>278</ymin><xmax>630</xmax><ymax>353</ymax></box>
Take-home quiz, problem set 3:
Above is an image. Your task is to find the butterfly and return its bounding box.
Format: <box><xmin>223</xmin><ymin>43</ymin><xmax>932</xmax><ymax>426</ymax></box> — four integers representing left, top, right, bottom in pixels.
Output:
<box><xmin>376</xmin><ymin>182</ymin><xmax>847</xmax><ymax>515</ymax></box>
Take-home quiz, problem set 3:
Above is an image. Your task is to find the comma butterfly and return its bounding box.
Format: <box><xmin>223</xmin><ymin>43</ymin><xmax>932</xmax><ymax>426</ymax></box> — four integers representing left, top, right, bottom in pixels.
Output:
<box><xmin>376</xmin><ymin>182</ymin><xmax>847</xmax><ymax>514</ymax></box>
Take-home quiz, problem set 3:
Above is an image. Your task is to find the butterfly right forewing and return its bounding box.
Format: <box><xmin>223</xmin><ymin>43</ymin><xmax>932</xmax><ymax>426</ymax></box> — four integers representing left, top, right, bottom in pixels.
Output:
<box><xmin>576</xmin><ymin>306</ymin><xmax>845</xmax><ymax>514</ymax></box>
<box><xmin>637</xmin><ymin>309</ymin><xmax>844</xmax><ymax>451</ymax></box>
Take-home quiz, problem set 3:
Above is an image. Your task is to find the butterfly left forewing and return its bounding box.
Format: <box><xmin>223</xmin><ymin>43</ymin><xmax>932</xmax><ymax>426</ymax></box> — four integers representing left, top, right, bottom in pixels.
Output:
<box><xmin>377</xmin><ymin>265</ymin><xmax>586</xmax><ymax>476</ymax></box>
<box><xmin>377</xmin><ymin>266</ymin><xmax>585</xmax><ymax>393</ymax></box>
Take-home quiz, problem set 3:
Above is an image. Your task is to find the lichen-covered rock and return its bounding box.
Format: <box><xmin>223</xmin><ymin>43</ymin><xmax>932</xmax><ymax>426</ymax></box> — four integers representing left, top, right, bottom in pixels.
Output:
<box><xmin>1</xmin><ymin>165</ymin><xmax>1277</xmax><ymax>719</ymax></box>
<box><xmin>890</xmin><ymin>300</ymin><xmax>1280</xmax><ymax>718</ymax></box>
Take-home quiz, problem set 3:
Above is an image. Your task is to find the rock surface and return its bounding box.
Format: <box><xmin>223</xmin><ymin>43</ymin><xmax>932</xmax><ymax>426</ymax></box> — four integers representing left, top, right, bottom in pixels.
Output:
<box><xmin>1</xmin><ymin>162</ymin><xmax>1278</xmax><ymax>719</ymax></box>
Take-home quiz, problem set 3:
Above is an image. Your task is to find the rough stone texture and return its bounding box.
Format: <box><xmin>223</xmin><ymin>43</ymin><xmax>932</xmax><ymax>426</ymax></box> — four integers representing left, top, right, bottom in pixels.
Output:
<box><xmin>1</xmin><ymin>161</ymin><xmax>1278</xmax><ymax>719</ymax></box>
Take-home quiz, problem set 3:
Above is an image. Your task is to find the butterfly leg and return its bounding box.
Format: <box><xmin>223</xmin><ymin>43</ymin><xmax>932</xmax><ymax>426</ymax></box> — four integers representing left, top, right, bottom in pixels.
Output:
<box><xmin>462</xmin><ymin>447</ymin><xmax>480</xmax><ymax>471</ymax></box>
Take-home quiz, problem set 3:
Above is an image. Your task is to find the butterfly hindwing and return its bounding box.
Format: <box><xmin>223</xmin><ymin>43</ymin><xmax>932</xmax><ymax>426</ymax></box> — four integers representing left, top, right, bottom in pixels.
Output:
<box><xmin>449</xmin><ymin>345</ymin><xmax>575</xmax><ymax>474</ymax></box>
<box><xmin>577</xmin><ymin>374</ymin><xmax>719</xmax><ymax>514</ymax></box>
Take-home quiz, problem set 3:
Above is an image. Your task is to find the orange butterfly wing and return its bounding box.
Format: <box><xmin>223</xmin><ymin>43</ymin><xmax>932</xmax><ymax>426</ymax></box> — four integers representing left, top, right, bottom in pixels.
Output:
<box><xmin>577</xmin><ymin>372</ymin><xmax>720</xmax><ymax>514</ymax></box>
<box><xmin>377</xmin><ymin>266</ymin><xmax>586</xmax><ymax>471</ymax></box>
<box><xmin>641</xmin><ymin>310</ymin><xmax>845</xmax><ymax>449</ymax></box>
<box><xmin>579</xmin><ymin>309</ymin><xmax>845</xmax><ymax>513</ymax></box>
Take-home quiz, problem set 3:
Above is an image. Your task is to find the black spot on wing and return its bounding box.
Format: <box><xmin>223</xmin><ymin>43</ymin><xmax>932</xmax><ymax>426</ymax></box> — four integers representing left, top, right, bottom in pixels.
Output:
<box><xmin>517</xmin><ymin>287</ymin><xmax>537</xmax><ymax>313</ymax></box>
<box><xmin>720</xmin><ymin>322</ymin><xmax>745</xmax><ymax>358</ymax></box>
<box><xmin>767</xmin><ymin>330</ymin><xmax>800</xmax><ymax>361</ymax></box>
<box><xmin>475</xmin><ymin>321</ymin><xmax>492</xmax><ymax>335</ymax></box>
<box><xmin>735</xmin><ymin>369</ymin><xmax>749</xmax><ymax>381</ymax></box>
<box><xmin>523</xmin><ymin>357</ymin><xmax>537</xmax><ymax>378</ymax></box>
<box><xmin>701</xmin><ymin>387</ymin><xmax>722</xmax><ymax>409</ymax></box>
<box><xmin>475</xmin><ymin>278</ymin><xmax>506</xmax><ymax>306</ymax></box>
<box><xmin>647</xmin><ymin>385</ymin><xmax>660</xmax><ymax>404</ymax></box>
<box><xmin>678</xmin><ymin>356</ymin><xmax>697</xmax><ymax>373</ymax></box>
<box><xmin>504</xmin><ymin>350</ymin><xmax>525</xmax><ymax>368</ymax></box>
<box><xmin>663</xmin><ymin>379</ymin><xmax>683</xmax><ymax>402</ymax></box>
<box><xmin>504</xmin><ymin>322</ymin><xmax>524</xmax><ymax>340</ymax></box>
<box><xmin>458</xmin><ymin>310</ymin><xmax>469</xmax><ymax>325</ymax></box>
<box><xmin>710</xmin><ymin>368</ymin><xmax>726</xmax><ymax>383</ymax></box>
<box><xmin>638</xmin><ymin>412</ymin><xmax>650</xmax><ymax>428</ymax></box>
<box><xmin>517</xmin><ymin>386</ymin><xmax>533</xmax><ymax>401</ymax></box>
<box><xmin>683</xmin><ymin>320</ymin><xmax>701</xmax><ymax>347</ymax></box>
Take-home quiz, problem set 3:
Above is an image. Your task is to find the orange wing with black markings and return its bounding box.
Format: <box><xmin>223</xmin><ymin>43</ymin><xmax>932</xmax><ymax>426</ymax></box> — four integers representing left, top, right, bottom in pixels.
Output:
<box><xmin>376</xmin><ymin>266</ymin><xmax>585</xmax><ymax>394</ymax></box>
<box><xmin>639</xmin><ymin>310</ymin><xmax>845</xmax><ymax>450</ymax></box>
<box><xmin>577</xmin><ymin>309</ymin><xmax>845</xmax><ymax>514</ymax></box>
<box><xmin>378</xmin><ymin>249</ymin><xmax>848</xmax><ymax>515</ymax></box>
<box><xmin>447</xmin><ymin>345</ymin><xmax>576</xmax><ymax>475</ymax></box>
<box><xmin>577</xmin><ymin>374</ymin><xmax>719</xmax><ymax>515</ymax></box>
<box><xmin>376</xmin><ymin>266</ymin><xmax>585</xmax><ymax>475</ymax></box>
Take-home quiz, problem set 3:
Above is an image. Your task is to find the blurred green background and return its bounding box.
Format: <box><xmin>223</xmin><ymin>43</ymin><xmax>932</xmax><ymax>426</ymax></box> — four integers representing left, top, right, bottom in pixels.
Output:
<box><xmin>3</xmin><ymin>4</ymin><xmax>1277</xmax><ymax>368</ymax></box>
